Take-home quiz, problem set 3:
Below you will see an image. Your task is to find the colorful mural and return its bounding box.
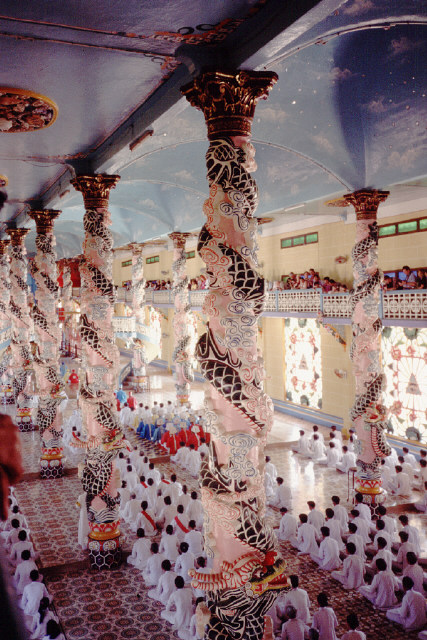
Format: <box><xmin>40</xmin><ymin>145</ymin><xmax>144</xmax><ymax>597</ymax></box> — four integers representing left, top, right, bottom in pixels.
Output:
<box><xmin>284</xmin><ymin>318</ymin><xmax>322</xmax><ymax>409</ymax></box>
<box><xmin>382</xmin><ymin>326</ymin><xmax>427</xmax><ymax>444</ymax></box>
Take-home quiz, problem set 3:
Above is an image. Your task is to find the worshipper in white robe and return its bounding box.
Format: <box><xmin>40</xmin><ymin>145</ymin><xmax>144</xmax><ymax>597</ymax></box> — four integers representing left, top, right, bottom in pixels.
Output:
<box><xmin>142</xmin><ymin>542</ymin><xmax>165</xmax><ymax>585</ymax></box>
<box><xmin>398</xmin><ymin>455</ymin><xmax>415</xmax><ymax>486</ymax></box>
<box><xmin>330</xmin><ymin>425</ymin><xmax>342</xmax><ymax>443</ymax></box>
<box><xmin>324</xmin><ymin>509</ymin><xmax>344</xmax><ymax>551</ymax></box>
<box><xmin>318</xmin><ymin>442</ymin><xmax>341</xmax><ymax>467</ymax></box>
<box><xmin>366</xmin><ymin>520</ymin><xmax>392</xmax><ymax>553</ymax></box>
<box><xmin>331</xmin><ymin>542</ymin><xmax>364</xmax><ymax>589</ymax></box>
<box><xmin>359</xmin><ymin>558</ymin><xmax>398</xmax><ymax>609</ymax></box>
<box><xmin>127</xmin><ymin>528</ymin><xmax>152</xmax><ymax>570</ymax></box>
<box><xmin>186</xmin><ymin>492</ymin><xmax>204</xmax><ymax>529</ymax></box>
<box><xmin>191</xmin><ymin>557</ymin><xmax>211</xmax><ymax>601</ymax></box>
<box><xmin>178</xmin><ymin>485</ymin><xmax>191</xmax><ymax>511</ymax></box>
<box><xmin>311</xmin><ymin>527</ymin><xmax>342</xmax><ymax>571</ymax></box>
<box><xmin>328</xmin><ymin>433</ymin><xmax>342</xmax><ymax>456</ymax></box>
<box><xmin>75</xmin><ymin>492</ymin><xmax>89</xmax><ymax>550</ymax></box>
<box><xmin>278</xmin><ymin>507</ymin><xmax>298</xmax><ymax>544</ymax></box>
<box><xmin>10</xmin><ymin>530</ymin><xmax>36</xmax><ymax>566</ymax></box>
<box><xmin>307</xmin><ymin>502</ymin><xmax>324</xmax><ymax>538</ymax></box>
<box><xmin>119</xmin><ymin>403</ymin><xmax>131</xmax><ymax>426</ymax></box>
<box><xmin>292</xmin><ymin>430</ymin><xmax>312</xmax><ymax>457</ymax></box>
<box><xmin>279</xmin><ymin>605</ymin><xmax>310</xmax><ymax>640</ymax></box>
<box><xmin>123</xmin><ymin>494</ymin><xmax>142</xmax><ymax>526</ymax></box>
<box><xmin>124</xmin><ymin>464</ymin><xmax>140</xmax><ymax>492</ymax></box>
<box><xmin>172</xmin><ymin>443</ymin><xmax>190</xmax><ymax>467</ymax></box>
<box><xmin>346</xmin><ymin>523</ymin><xmax>366</xmax><ymax>561</ymax></box>
<box><xmin>340</xmin><ymin>613</ymin><xmax>366</xmax><ymax>640</ymax></box>
<box><xmin>140</xmin><ymin>478</ymin><xmax>158</xmax><ymax>512</ymax></box>
<box><xmin>269</xmin><ymin>477</ymin><xmax>292</xmax><ymax>509</ymax></box>
<box><xmin>184</xmin><ymin>521</ymin><xmax>204</xmax><ymax>556</ymax></box>
<box><xmin>415</xmin><ymin>459</ymin><xmax>427</xmax><ymax>489</ymax></box>
<box><xmin>353</xmin><ymin>494</ymin><xmax>373</xmax><ymax>525</ymax></box>
<box><xmin>118</xmin><ymin>481</ymin><xmax>131</xmax><ymax>517</ymax></box>
<box><xmin>402</xmin><ymin>446</ymin><xmax>417</xmax><ymax>468</ymax></box>
<box><xmin>414</xmin><ymin>480</ymin><xmax>427</xmax><ymax>512</ymax></box>
<box><xmin>390</xmin><ymin>465</ymin><xmax>411</xmax><ymax>496</ymax></box>
<box><xmin>380</xmin><ymin>459</ymin><xmax>395</xmax><ymax>492</ymax></box>
<box><xmin>309</xmin><ymin>434</ymin><xmax>326</xmax><ymax>462</ymax></box>
<box><xmin>336</xmin><ymin>446</ymin><xmax>356</xmax><ymax>473</ymax></box>
<box><xmin>331</xmin><ymin>496</ymin><xmax>348</xmax><ymax>531</ymax></box>
<box><xmin>265</xmin><ymin>456</ymin><xmax>278</xmax><ymax>481</ymax></box>
<box><xmin>134</xmin><ymin>501</ymin><xmax>157</xmax><ymax>537</ymax></box>
<box><xmin>349</xmin><ymin>511</ymin><xmax>371</xmax><ymax>545</ymax></box>
<box><xmin>279</xmin><ymin>575</ymin><xmax>311</xmax><ymax>624</ymax></box>
<box><xmin>399</xmin><ymin>552</ymin><xmax>427</xmax><ymax>596</ymax></box>
<box><xmin>146</xmin><ymin>462</ymin><xmax>162</xmax><ymax>485</ymax></box>
<box><xmin>175</xmin><ymin>542</ymin><xmax>196</xmax><ymax>584</ymax></box>
<box><xmin>157</xmin><ymin>496</ymin><xmax>177</xmax><ymax>530</ymax></box>
<box><xmin>294</xmin><ymin>514</ymin><xmax>319</xmax><ymax>556</ymax></box>
<box><xmin>14</xmin><ymin>550</ymin><xmax>38</xmax><ymax>595</ymax></box>
<box><xmin>383</xmin><ymin>446</ymin><xmax>399</xmax><ymax>469</ymax></box>
<box><xmin>376</xmin><ymin>505</ymin><xmax>397</xmax><ymax>538</ymax></box>
<box><xmin>30</xmin><ymin>598</ymin><xmax>57</xmax><ymax>640</ymax></box>
<box><xmin>148</xmin><ymin>559</ymin><xmax>178</xmax><ymax>605</ymax></box>
<box><xmin>265</xmin><ymin>472</ymin><xmax>276</xmax><ymax>501</ymax></box>
<box><xmin>198</xmin><ymin>439</ymin><xmax>209</xmax><ymax>458</ymax></box>
<box><xmin>162</xmin><ymin>474</ymin><xmax>182</xmax><ymax>502</ymax></box>
<box><xmin>386</xmin><ymin>576</ymin><xmax>427</xmax><ymax>631</ymax></box>
<box><xmin>3</xmin><ymin>519</ymin><xmax>26</xmax><ymax>549</ymax></box>
<box><xmin>160</xmin><ymin>525</ymin><xmax>180</xmax><ymax>564</ymax></box>
<box><xmin>311</xmin><ymin>425</ymin><xmax>324</xmax><ymax>444</ymax></box>
<box><xmin>187</xmin><ymin>446</ymin><xmax>201</xmax><ymax>477</ymax></box>
<box><xmin>161</xmin><ymin>576</ymin><xmax>193</xmax><ymax>632</ymax></box>
<box><xmin>41</xmin><ymin>619</ymin><xmax>66</xmax><ymax>640</ymax></box>
<box><xmin>394</xmin><ymin>531</ymin><xmax>417</xmax><ymax>571</ymax></box>
<box><xmin>398</xmin><ymin>515</ymin><xmax>422</xmax><ymax>556</ymax></box>
<box><xmin>20</xmin><ymin>571</ymin><xmax>50</xmax><ymax>616</ymax></box>
<box><xmin>312</xmin><ymin>592</ymin><xmax>338</xmax><ymax>640</ymax></box>
<box><xmin>366</xmin><ymin>537</ymin><xmax>393</xmax><ymax>574</ymax></box>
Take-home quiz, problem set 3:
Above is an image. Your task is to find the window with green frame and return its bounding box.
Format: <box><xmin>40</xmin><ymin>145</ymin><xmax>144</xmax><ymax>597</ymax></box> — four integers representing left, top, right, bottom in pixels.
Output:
<box><xmin>185</xmin><ymin>250</ymin><xmax>196</xmax><ymax>259</ymax></box>
<box><xmin>281</xmin><ymin>231</ymin><xmax>318</xmax><ymax>249</ymax></box>
<box><xmin>121</xmin><ymin>259</ymin><xmax>132</xmax><ymax>267</ymax></box>
<box><xmin>379</xmin><ymin>216</ymin><xmax>427</xmax><ymax>238</ymax></box>
<box><xmin>146</xmin><ymin>255</ymin><xmax>159</xmax><ymax>264</ymax></box>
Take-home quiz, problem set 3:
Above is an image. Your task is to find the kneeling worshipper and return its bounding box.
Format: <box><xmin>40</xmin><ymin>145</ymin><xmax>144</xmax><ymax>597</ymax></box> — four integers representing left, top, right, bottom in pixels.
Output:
<box><xmin>161</xmin><ymin>575</ymin><xmax>193</xmax><ymax>633</ymax></box>
<box><xmin>148</xmin><ymin>559</ymin><xmax>178</xmax><ymax>605</ymax></box>
<box><xmin>331</xmin><ymin>542</ymin><xmax>364</xmax><ymax>589</ymax></box>
<box><xmin>310</xmin><ymin>527</ymin><xmax>342</xmax><ymax>571</ymax></box>
<box><xmin>292</xmin><ymin>430</ymin><xmax>312</xmax><ymax>457</ymax></box>
<box><xmin>160</xmin><ymin>524</ymin><xmax>180</xmax><ymax>564</ymax></box>
<box><xmin>142</xmin><ymin>542</ymin><xmax>165</xmax><ymax>585</ymax></box>
<box><xmin>277</xmin><ymin>507</ymin><xmax>298</xmax><ymax>544</ymax></box>
<box><xmin>358</xmin><ymin>558</ymin><xmax>399</xmax><ymax>609</ymax></box>
<box><xmin>311</xmin><ymin>592</ymin><xmax>339</xmax><ymax>640</ymax></box>
<box><xmin>127</xmin><ymin>528</ymin><xmax>152</xmax><ymax>570</ymax></box>
<box><xmin>386</xmin><ymin>576</ymin><xmax>427</xmax><ymax>631</ymax></box>
<box><xmin>175</xmin><ymin>542</ymin><xmax>196</xmax><ymax>584</ymax></box>
<box><xmin>293</xmin><ymin>514</ymin><xmax>319</xmax><ymax>556</ymax></box>
<box><xmin>279</xmin><ymin>605</ymin><xmax>309</xmax><ymax>640</ymax></box>
<box><xmin>279</xmin><ymin>574</ymin><xmax>311</xmax><ymax>624</ymax></box>
<box><xmin>20</xmin><ymin>570</ymin><xmax>50</xmax><ymax>617</ymax></box>
<box><xmin>14</xmin><ymin>549</ymin><xmax>38</xmax><ymax>595</ymax></box>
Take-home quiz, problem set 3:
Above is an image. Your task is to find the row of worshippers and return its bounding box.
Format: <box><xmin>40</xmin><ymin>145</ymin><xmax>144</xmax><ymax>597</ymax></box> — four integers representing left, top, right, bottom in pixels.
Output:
<box><xmin>274</xmin><ymin>493</ymin><xmax>427</xmax><ymax>634</ymax></box>
<box><xmin>1</xmin><ymin>488</ymin><xmax>64</xmax><ymax>640</ymax></box>
<box><xmin>266</xmin><ymin>576</ymin><xmax>368</xmax><ymax>639</ymax></box>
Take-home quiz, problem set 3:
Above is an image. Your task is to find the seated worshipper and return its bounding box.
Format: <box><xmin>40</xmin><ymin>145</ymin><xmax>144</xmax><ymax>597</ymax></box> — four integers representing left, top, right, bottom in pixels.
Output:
<box><xmin>311</xmin><ymin>425</ymin><xmax>324</xmax><ymax>445</ymax></box>
<box><xmin>118</xmin><ymin>481</ymin><xmax>131</xmax><ymax>517</ymax></box>
<box><xmin>340</xmin><ymin>613</ymin><xmax>366</xmax><ymax>640</ymax></box>
<box><xmin>265</xmin><ymin>456</ymin><xmax>278</xmax><ymax>482</ymax></box>
<box><xmin>319</xmin><ymin>442</ymin><xmax>341</xmax><ymax>468</ymax></box>
<box><xmin>10</xmin><ymin>529</ymin><xmax>36</xmax><ymax>566</ymax></box>
<box><xmin>398</xmin><ymin>514</ymin><xmax>422</xmax><ymax>556</ymax></box>
<box><xmin>330</xmin><ymin>425</ymin><xmax>342</xmax><ymax>442</ymax></box>
<box><xmin>175</xmin><ymin>541</ymin><xmax>196</xmax><ymax>584</ymax></box>
<box><xmin>157</xmin><ymin>496</ymin><xmax>177</xmax><ymax>530</ymax></box>
<box><xmin>394</xmin><ymin>531</ymin><xmax>417</xmax><ymax>571</ymax></box>
<box><xmin>278</xmin><ymin>507</ymin><xmax>298</xmax><ymax>544</ymax></box>
<box><xmin>191</xmin><ymin>557</ymin><xmax>211</xmax><ymax>601</ymax></box>
<box><xmin>324</xmin><ymin>509</ymin><xmax>345</xmax><ymax>551</ymax></box>
<box><xmin>307</xmin><ymin>502</ymin><xmax>325</xmax><ymax>538</ymax></box>
<box><xmin>123</xmin><ymin>493</ymin><xmax>142</xmax><ymax>528</ymax></box>
<box><xmin>353</xmin><ymin>494</ymin><xmax>373</xmax><ymax>525</ymax></box>
<box><xmin>124</xmin><ymin>464</ymin><xmax>140</xmax><ymax>492</ymax></box>
<box><xmin>161</xmin><ymin>575</ymin><xmax>193</xmax><ymax>632</ymax></box>
<box><xmin>160</xmin><ymin>524</ymin><xmax>180</xmax><ymax>564</ymax></box>
<box><xmin>376</xmin><ymin>504</ymin><xmax>397</xmax><ymax>538</ymax></box>
<box><xmin>386</xmin><ymin>576</ymin><xmax>427</xmax><ymax>631</ymax></box>
<box><xmin>186</xmin><ymin>492</ymin><xmax>204</xmax><ymax>529</ymax></box>
<box><xmin>198</xmin><ymin>437</ymin><xmax>209</xmax><ymax>458</ymax></box>
<box><xmin>414</xmin><ymin>480</ymin><xmax>427</xmax><ymax>512</ymax></box>
<box><xmin>331</xmin><ymin>542</ymin><xmax>364</xmax><ymax>589</ymax></box>
<box><xmin>134</xmin><ymin>501</ymin><xmax>157</xmax><ymax>537</ymax></box>
<box><xmin>294</xmin><ymin>514</ymin><xmax>319</xmax><ymax>556</ymax></box>
<box><xmin>279</xmin><ymin>605</ymin><xmax>310</xmax><ymax>640</ymax></box>
<box><xmin>311</xmin><ymin>527</ymin><xmax>342</xmax><ymax>571</ymax></box>
<box><xmin>309</xmin><ymin>434</ymin><xmax>326</xmax><ymax>462</ymax></box>
<box><xmin>398</xmin><ymin>455</ymin><xmax>415</xmax><ymax>486</ymax></box>
<box><xmin>41</xmin><ymin>619</ymin><xmax>65</xmax><ymax>640</ymax></box>
<box><xmin>30</xmin><ymin>597</ymin><xmax>58</xmax><ymax>640</ymax></box>
<box><xmin>3</xmin><ymin>518</ymin><xmax>26</xmax><ymax>549</ymax></box>
<box><xmin>292</xmin><ymin>430</ymin><xmax>312</xmax><ymax>457</ymax></box>
<box><xmin>127</xmin><ymin>528</ymin><xmax>152</xmax><ymax>570</ymax></box>
<box><xmin>269</xmin><ymin>477</ymin><xmax>292</xmax><ymax>509</ymax></box>
<box><xmin>311</xmin><ymin>592</ymin><xmax>338</xmax><ymax>640</ymax></box>
<box><xmin>380</xmin><ymin>459</ymin><xmax>395</xmax><ymax>492</ymax></box>
<box><xmin>359</xmin><ymin>558</ymin><xmax>398</xmax><ymax>609</ymax></box>
<box><xmin>390</xmin><ymin>465</ymin><xmax>411</xmax><ymax>496</ymax></box>
<box><xmin>187</xmin><ymin>444</ymin><xmax>202</xmax><ymax>477</ymax></box>
<box><xmin>366</xmin><ymin>537</ymin><xmax>393</xmax><ymax>574</ymax></box>
<box><xmin>280</xmin><ymin>574</ymin><xmax>312</xmax><ymax>624</ymax></box>
<box><xmin>331</xmin><ymin>495</ymin><xmax>348</xmax><ymax>531</ymax></box>
<box><xmin>172</xmin><ymin>505</ymin><xmax>190</xmax><ymax>542</ymax></box>
<box><xmin>148</xmin><ymin>559</ymin><xmax>178</xmax><ymax>605</ymax></box>
<box><xmin>184</xmin><ymin>520</ymin><xmax>204</xmax><ymax>556</ymax></box>
<box><xmin>346</xmin><ymin>523</ymin><xmax>366</xmax><ymax>561</ymax></box>
<box><xmin>336</xmin><ymin>446</ymin><xmax>357</xmax><ymax>473</ymax></box>
<box><xmin>366</xmin><ymin>520</ymin><xmax>392</xmax><ymax>554</ymax></box>
<box><xmin>384</xmin><ymin>445</ymin><xmax>399</xmax><ymax>470</ymax></box>
<box><xmin>142</xmin><ymin>542</ymin><xmax>165</xmax><ymax>585</ymax></box>
<box><xmin>402</xmin><ymin>446</ymin><xmax>417</xmax><ymax>468</ymax></box>
<box><xmin>20</xmin><ymin>570</ymin><xmax>50</xmax><ymax>617</ymax></box>
<box><xmin>163</xmin><ymin>474</ymin><xmax>183</xmax><ymax>502</ymax></box>
<box><xmin>348</xmin><ymin>510</ymin><xmax>371</xmax><ymax>545</ymax></box>
<box><xmin>328</xmin><ymin>432</ymin><xmax>342</xmax><ymax>456</ymax></box>
<box><xmin>152</xmin><ymin>416</ymin><xmax>166</xmax><ymax>443</ymax></box>
<box><xmin>141</xmin><ymin>477</ymin><xmax>158</xmax><ymax>511</ymax></box>
<box><xmin>14</xmin><ymin>549</ymin><xmax>38</xmax><ymax>595</ymax></box>
<box><xmin>416</xmin><ymin>459</ymin><xmax>427</xmax><ymax>489</ymax></box>
<box><xmin>172</xmin><ymin>442</ymin><xmax>190</xmax><ymax>467</ymax></box>
<box><xmin>76</xmin><ymin>492</ymin><xmax>89</xmax><ymax>551</ymax></box>
<box><xmin>399</xmin><ymin>551</ymin><xmax>427</xmax><ymax>596</ymax></box>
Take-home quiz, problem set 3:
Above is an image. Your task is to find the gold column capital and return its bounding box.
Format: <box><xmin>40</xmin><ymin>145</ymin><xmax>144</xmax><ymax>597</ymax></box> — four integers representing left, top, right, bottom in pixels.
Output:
<box><xmin>7</xmin><ymin>227</ymin><xmax>30</xmax><ymax>246</ymax></box>
<box><xmin>28</xmin><ymin>209</ymin><xmax>61</xmax><ymax>234</ymax></box>
<box><xmin>181</xmin><ymin>69</ymin><xmax>278</xmax><ymax>140</ymax></box>
<box><xmin>344</xmin><ymin>189</ymin><xmax>389</xmax><ymax>220</ymax></box>
<box><xmin>169</xmin><ymin>231</ymin><xmax>195</xmax><ymax>249</ymax></box>
<box><xmin>0</xmin><ymin>239</ymin><xmax>10</xmax><ymax>255</ymax></box>
<box><xmin>71</xmin><ymin>174</ymin><xmax>120</xmax><ymax>209</ymax></box>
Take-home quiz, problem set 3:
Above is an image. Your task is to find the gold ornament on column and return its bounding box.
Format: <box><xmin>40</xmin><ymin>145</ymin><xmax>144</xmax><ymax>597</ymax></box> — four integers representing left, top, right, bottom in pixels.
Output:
<box><xmin>71</xmin><ymin>174</ymin><xmax>120</xmax><ymax>209</ymax></box>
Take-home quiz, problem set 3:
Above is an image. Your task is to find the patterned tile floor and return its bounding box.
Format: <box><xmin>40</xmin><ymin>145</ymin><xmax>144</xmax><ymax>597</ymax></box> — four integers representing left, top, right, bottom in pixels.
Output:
<box><xmin>10</xmin><ymin>365</ymin><xmax>427</xmax><ymax>640</ymax></box>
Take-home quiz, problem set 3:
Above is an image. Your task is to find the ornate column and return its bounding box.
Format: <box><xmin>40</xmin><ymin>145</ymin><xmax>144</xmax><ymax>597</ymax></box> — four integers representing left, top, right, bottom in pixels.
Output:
<box><xmin>7</xmin><ymin>227</ymin><xmax>34</xmax><ymax>431</ymax></box>
<box><xmin>182</xmin><ymin>70</ymin><xmax>288</xmax><ymax>640</ymax></box>
<box><xmin>28</xmin><ymin>210</ymin><xmax>65</xmax><ymax>478</ymax></box>
<box><xmin>129</xmin><ymin>243</ymin><xmax>147</xmax><ymax>391</ymax></box>
<box><xmin>344</xmin><ymin>189</ymin><xmax>390</xmax><ymax>511</ymax></box>
<box><xmin>0</xmin><ymin>239</ymin><xmax>14</xmax><ymax>406</ymax></box>
<box><xmin>71</xmin><ymin>174</ymin><xmax>129</xmax><ymax>569</ymax></box>
<box><xmin>169</xmin><ymin>232</ymin><xmax>194</xmax><ymax>405</ymax></box>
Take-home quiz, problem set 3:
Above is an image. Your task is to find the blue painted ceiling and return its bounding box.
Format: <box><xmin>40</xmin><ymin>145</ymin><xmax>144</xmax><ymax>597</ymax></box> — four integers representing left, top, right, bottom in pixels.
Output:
<box><xmin>0</xmin><ymin>0</ymin><xmax>425</xmax><ymax>257</ymax></box>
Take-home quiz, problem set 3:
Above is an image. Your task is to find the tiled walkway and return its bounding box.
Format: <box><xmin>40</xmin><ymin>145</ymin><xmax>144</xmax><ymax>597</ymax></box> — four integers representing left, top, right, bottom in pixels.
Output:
<box><xmin>11</xmin><ymin>365</ymin><xmax>426</xmax><ymax>640</ymax></box>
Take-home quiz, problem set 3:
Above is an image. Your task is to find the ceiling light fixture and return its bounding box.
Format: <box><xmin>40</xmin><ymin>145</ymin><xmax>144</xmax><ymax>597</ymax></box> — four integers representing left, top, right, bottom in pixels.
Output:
<box><xmin>129</xmin><ymin>129</ymin><xmax>154</xmax><ymax>152</ymax></box>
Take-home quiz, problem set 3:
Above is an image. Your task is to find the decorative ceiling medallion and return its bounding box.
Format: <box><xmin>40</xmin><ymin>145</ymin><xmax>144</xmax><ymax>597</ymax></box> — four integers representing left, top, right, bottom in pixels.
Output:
<box><xmin>0</xmin><ymin>174</ymin><xmax>8</xmax><ymax>187</ymax></box>
<box><xmin>0</xmin><ymin>88</ymin><xmax>58</xmax><ymax>132</ymax></box>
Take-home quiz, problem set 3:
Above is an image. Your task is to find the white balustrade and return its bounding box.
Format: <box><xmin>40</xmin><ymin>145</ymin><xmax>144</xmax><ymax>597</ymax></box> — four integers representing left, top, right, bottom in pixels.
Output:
<box><xmin>322</xmin><ymin>293</ymin><xmax>352</xmax><ymax>318</ymax></box>
<box><xmin>383</xmin><ymin>290</ymin><xmax>427</xmax><ymax>320</ymax></box>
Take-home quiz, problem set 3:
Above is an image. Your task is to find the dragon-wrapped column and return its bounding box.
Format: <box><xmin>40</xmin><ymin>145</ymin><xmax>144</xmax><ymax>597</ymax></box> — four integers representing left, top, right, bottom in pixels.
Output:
<box><xmin>129</xmin><ymin>243</ymin><xmax>147</xmax><ymax>391</ymax></box>
<box><xmin>182</xmin><ymin>70</ymin><xmax>288</xmax><ymax>640</ymax></box>
<box><xmin>61</xmin><ymin>261</ymin><xmax>73</xmax><ymax>357</ymax></box>
<box><xmin>169</xmin><ymin>232</ymin><xmax>194</xmax><ymax>405</ymax></box>
<box><xmin>7</xmin><ymin>227</ymin><xmax>34</xmax><ymax>431</ymax></box>
<box><xmin>72</xmin><ymin>174</ymin><xmax>129</xmax><ymax>569</ymax></box>
<box><xmin>28</xmin><ymin>210</ymin><xmax>65</xmax><ymax>479</ymax></box>
<box><xmin>0</xmin><ymin>239</ymin><xmax>14</xmax><ymax>407</ymax></box>
<box><xmin>344</xmin><ymin>189</ymin><xmax>390</xmax><ymax>513</ymax></box>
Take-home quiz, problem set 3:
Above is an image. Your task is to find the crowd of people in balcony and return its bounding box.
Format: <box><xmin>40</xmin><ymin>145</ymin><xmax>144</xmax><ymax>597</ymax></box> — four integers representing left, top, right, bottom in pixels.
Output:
<box><xmin>382</xmin><ymin>267</ymin><xmax>427</xmax><ymax>291</ymax></box>
<box><xmin>144</xmin><ymin>275</ymin><xmax>209</xmax><ymax>291</ymax></box>
<box><xmin>268</xmin><ymin>270</ymin><xmax>349</xmax><ymax>293</ymax></box>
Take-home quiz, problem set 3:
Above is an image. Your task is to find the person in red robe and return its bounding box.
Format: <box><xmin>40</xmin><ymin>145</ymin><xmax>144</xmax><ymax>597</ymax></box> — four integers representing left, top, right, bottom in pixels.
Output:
<box><xmin>68</xmin><ymin>370</ymin><xmax>79</xmax><ymax>384</ymax></box>
<box><xmin>127</xmin><ymin>391</ymin><xmax>136</xmax><ymax>410</ymax></box>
